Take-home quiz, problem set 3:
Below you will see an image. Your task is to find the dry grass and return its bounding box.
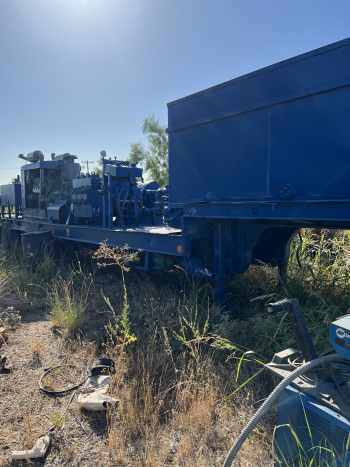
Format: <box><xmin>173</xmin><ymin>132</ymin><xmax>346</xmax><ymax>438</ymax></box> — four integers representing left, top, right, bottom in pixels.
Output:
<box><xmin>61</xmin><ymin>443</ymin><xmax>75</xmax><ymax>462</ymax></box>
<box><xmin>46</xmin><ymin>274</ymin><xmax>92</xmax><ymax>335</ymax></box>
<box><xmin>24</xmin><ymin>409</ymin><xmax>39</xmax><ymax>449</ymax></box>
<box><xmin>0</xmin><ymin>312</ymin><xmax>98</xmax><ymax>465</ymax></box>
<box><xmin>87</xmin><ymin>243</ymin><xmax>273</xmax><ymax>466</ymax></box>
<box><xmin>30</xmin><ymin>337</ymin><xmax>45</xmax><ymax>354</ymax></box>
<box><xmin>0</xmin><ymin>242</ymin><xmax>276</xmax><ymax>466</ymax></box>
<box><xmin>41</xmin><ymin>365</ymin><xmax>81</xmax><ymax>391</ymax></box>
<box><xmin>100</xmin><ymin>327</ymin><xmax>272</xmax><ymax>466</ymax></box>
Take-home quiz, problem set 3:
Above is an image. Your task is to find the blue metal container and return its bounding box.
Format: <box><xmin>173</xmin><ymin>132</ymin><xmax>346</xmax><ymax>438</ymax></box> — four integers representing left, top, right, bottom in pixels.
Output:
<box><xmin>275</xmin><ymin>385</ymin><xmax>350</xmax><ymax>466</ymax></box>
<box><xmin>331</xmin><ymin>315</ymin><xmax>350</xmax><ymax>359</ymax></box>
<box><xmin>167</xmin><ymin>38</ymin><xmax>350</xmax><ymax>210</ymax></box>
<box><xmin>166</xmin><ymin>38</ymin><xmax>350</xmax><ymax>300</ymax></box>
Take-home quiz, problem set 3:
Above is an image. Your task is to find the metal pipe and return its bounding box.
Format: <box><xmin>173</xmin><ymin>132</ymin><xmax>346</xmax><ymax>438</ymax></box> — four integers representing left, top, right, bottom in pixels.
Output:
<box><xmin>102</xmin><ymin>159</ymin><xmax>106</xmax><ymax>229</ymax></box>
<box><xmin>108</xmin><ymin>174</ymin><xmax>112</xmax><ymax>229</ymax></box>
<box><xmin>21</xmin><ymin>168</ymin><xmax>26</xmax><ymax>209</ymax></box>
<box><xmin>39</xmin><ymin>168</ymin><xmax>43</xmax><ymax>209</ymax></box>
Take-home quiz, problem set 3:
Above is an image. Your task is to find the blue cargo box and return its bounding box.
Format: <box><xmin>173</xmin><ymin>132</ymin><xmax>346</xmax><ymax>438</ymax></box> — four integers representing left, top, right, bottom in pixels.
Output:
<box><xmin>167</xmin><ymin>38</ymin><xmax>350</xmax><ymax>207</ymax></box>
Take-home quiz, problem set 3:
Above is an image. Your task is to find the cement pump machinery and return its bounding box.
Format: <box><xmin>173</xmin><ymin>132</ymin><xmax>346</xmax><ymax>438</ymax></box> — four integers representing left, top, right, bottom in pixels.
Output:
<box><xmin>15</xmin><ymin>149</ymin><xmax>166</xmax><ymax>228</ymax></box>
<box><xmin>3</xmin><ymin>36</ymin><xmax>350</xmax><ymax>466</ymax></box>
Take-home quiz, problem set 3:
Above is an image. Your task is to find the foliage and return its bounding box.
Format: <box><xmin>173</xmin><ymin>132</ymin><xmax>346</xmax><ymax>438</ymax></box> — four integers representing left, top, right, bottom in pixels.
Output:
<box><xmin>129</xmin><ymin>115</ymin><xmax>169</xmax><ymax>187</ymax></box>
<box><xmin>30</xmin><ymin>338</ymin><xmax>45</xmax><ymax>354</ymax></box>
<box><xmin>93</xmin><ymin>116</ymin><xmax>169</xmax><ymax>184</ymax></box>
<box><xmin>274</xmin><ymin>397</ymin><xmax>350</xmax><ymax>466</ymax></box>
<box><xmin>215</xmin><ymin>229</ymin><xmax>350</xmax><ymax>359</ymax></box>
<box><xmin>4</xmin><ymin>228</ymin><xmax>350</xmax><ymax>464</ymax></box>
<box><xmin>50</xmin><ymin>412</ymin><xmax>67</xmax><ymax>429</ymax></box>
<box><xmin>94</xmin><ymin>243</ymin><xmax>137</xmax><ymax>348</ymax></box>
<box><xmin>47</xmin><ymin>274</ymin><xmax>91</xmax><ymax>335</ymax></box>
<box><xmin>12</xmin><ymin>245</ymin><xmax>67</xmax><ymax>296</ymax></box>
<box><xmin>169</xmin><ymin>275</ymin><xmax>266</xmax><ymax>395</ymax></box>
<box><xmin>93</xmin><ymin>159</ymin><xmax>102</xmax><ymax>176</ymax></box>
<box><xmin>173</xmin><ymin>296</ymin><xmax>210</xmax><ymax>367</ymax></box>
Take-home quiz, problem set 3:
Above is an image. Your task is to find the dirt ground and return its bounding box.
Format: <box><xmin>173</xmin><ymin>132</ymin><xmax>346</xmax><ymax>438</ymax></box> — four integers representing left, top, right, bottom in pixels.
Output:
<box><xmin>0</xmin><ymin>303</ymin><xmax>111</xmax><ymax>466</ymax></box>
<box><xmin>0</xmin><ymin>303</ymin><xmax>274</xmax><ymax>467</ymax></box>
<box><xmin>0</xmin><ymin>256</ymin><xmax>275</xmax><ymax>467</ymax></box>
<box><xmin>0</xmin><ymin>304</ymin><xmax>274</xmax><ymax>467</ymax></box>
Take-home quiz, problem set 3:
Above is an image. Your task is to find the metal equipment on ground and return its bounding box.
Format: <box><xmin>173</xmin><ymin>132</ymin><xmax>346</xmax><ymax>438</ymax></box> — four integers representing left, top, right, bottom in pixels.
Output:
<box><xmin>223</xmin><ymin>299</ymin><xmax>350</xmax><ymax>466</ymax></box>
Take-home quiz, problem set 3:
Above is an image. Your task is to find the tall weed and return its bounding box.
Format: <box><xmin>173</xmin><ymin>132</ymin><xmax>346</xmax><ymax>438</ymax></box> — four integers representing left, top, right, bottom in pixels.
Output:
<box><xmin>274</xmin><ymin>408</ymin><xmax>350</xmax><ymax>466</ymax></box>
<box><xmin>217</xmin><ymin>229</ymin><xmax>350</xmax><ymax>358</ymax></box>
<box><xmin>94</xmin><ymin>243</ymin><xmax>137</xmax><ymax>348</ymax></box>
<box><xmin>47</xmin><ymin>274</ymin><xmax>91</xmax><ymax>334</ymax></box>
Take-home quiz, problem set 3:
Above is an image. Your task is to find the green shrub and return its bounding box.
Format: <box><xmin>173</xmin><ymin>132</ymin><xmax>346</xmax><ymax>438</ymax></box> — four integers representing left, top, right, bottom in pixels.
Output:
<box><xmin>216</xmin><ymin>229</ymin><xmax>350</xmax><ymax>359</ymax></box>
<box><xmin>47</xmin><ymin>275</ymin><xmax>90</xmax><ymax>335</ymax></box>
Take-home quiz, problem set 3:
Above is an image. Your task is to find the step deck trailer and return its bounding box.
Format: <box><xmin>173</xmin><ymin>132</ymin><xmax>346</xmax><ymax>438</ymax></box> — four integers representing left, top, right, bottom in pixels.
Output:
<box><xmin>2</xmin><ymin>38</ymin><xmax>350</xmax><ymax>301</ymax></box>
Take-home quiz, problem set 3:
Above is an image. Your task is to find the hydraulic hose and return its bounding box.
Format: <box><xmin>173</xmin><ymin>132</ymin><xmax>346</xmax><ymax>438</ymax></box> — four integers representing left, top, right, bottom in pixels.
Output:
<box><xmin>222</xmin><ymin>353</ymin><xmax>346</xmax><ymax>467</ymax></box>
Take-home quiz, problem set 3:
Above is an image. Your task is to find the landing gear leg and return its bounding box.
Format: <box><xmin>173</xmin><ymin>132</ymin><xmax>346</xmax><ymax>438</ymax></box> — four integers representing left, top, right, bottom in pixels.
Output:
<box><xmin>278</xmin><ymin>262</ymin><xmax>288</xmax><ymax>284</ymax></box>
<box><xmin>214</xmin><ymin>222</ymin><xmax>226</xmax><ymax>303</ymax></box>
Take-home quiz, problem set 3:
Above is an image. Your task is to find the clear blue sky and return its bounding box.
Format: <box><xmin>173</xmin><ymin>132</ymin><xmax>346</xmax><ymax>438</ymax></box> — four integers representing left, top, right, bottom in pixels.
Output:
<box><xmin>0</xmin><ymin>0</ymin><xmax>349</xmax><ymax>182</ymax></box>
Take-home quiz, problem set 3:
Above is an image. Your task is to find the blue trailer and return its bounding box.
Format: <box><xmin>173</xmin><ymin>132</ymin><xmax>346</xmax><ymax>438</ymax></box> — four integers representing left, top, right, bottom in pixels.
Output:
<box><xmin>2</xmin><ymin>37</ymin><xmax>350</xmax><ymax>301</ymax></box>
<box><xmin>4</xmin><ymin>37</ymin><xmax>350</xmax><ymax>466</ymax></box>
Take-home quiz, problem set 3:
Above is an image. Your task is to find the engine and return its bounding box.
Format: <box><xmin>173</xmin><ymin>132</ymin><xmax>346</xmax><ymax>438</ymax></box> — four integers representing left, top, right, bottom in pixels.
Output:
<box><xmin>21</xmin><ymin>152</ymin><xmax>80</xmax><ymax>210</ymax></box>
<box><xmin>3</xmin><ymin>150</ymin><xmax>167</xmax><ymax>229</ymax></box>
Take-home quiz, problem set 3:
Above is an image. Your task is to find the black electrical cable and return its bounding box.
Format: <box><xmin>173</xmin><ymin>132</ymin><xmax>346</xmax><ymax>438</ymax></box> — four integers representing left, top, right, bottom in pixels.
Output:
<box><xmin>39</xmin><ymin>364</ymin><xmax>84</xmax><ymax>395</ymax></box>
<box><xmin>164</xmin><ymin>209</ymin><xmax>181</xmax><ymax>228</ymax></box>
